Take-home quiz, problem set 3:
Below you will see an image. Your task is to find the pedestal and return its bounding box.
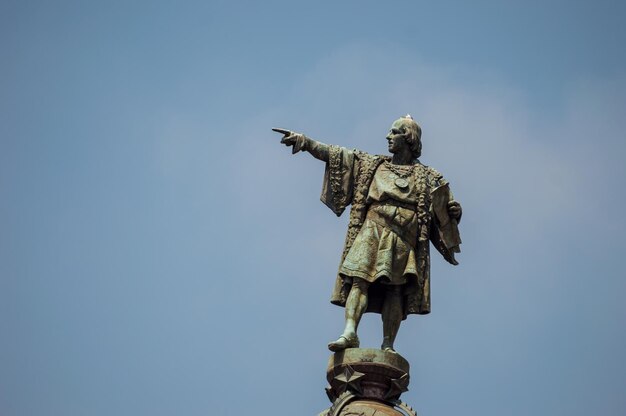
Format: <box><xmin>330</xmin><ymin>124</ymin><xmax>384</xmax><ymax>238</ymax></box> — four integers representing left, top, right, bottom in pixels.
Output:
<box><xmin>318</xmin><ymin>349</ymin><xmax>418</xmax><ymax>416</ymax></box>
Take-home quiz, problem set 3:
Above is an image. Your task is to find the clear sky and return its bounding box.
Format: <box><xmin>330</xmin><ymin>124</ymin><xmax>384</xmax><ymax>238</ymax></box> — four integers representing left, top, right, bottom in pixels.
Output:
<box><xmin>2</xmin><ymin>1</ymin><xmax>625</xmax><ymax>415</ymax></box>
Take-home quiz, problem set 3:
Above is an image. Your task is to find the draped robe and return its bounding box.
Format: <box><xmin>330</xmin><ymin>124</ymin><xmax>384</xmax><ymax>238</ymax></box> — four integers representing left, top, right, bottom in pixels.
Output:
<box><xmin>320</xmin><ymin>145</ymin><xmax>460</xmax><ymax>318</ymax></box>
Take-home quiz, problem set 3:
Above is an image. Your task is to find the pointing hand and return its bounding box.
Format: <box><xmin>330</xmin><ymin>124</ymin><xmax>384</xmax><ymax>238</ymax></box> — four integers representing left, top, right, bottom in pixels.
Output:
<box><xmin>272</xmin><ymin>128</ymin><xmax>305</xmax><ymax>153</ymax></box>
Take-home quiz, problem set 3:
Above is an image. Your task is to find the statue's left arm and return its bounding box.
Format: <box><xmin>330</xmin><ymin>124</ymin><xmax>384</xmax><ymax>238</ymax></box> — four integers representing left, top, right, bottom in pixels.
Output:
<box><xmin>429</xmin><ymin>169</ymin><xmax>462</xmax><ymax>265</ymax></box>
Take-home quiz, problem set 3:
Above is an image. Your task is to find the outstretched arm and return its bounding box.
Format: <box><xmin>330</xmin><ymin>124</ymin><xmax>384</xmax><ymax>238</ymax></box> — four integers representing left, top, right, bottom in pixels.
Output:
<box><xmin>272</xmin><ymin>128</ymin><xmax>330</xmax><ymax>162</ymax></box>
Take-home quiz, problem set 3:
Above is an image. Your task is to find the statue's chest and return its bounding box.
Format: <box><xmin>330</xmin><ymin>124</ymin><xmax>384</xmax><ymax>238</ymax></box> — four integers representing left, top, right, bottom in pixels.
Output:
<box><xmin>366</xmin><ymin>164</ymin><xmax>429</xmax><ymax>204</ymax></box>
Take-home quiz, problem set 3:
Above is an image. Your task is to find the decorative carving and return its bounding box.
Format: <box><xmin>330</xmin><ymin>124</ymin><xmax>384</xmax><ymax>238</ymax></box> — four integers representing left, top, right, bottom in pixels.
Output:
<box><xmin>329</xmin><ymin>145</ymin><xmax>346</xmax><ymax>212</ymax></box>
<box><xmin>384</xmin><ymin>373</ymin><xmax>410</xmax><ymax>400</ymax></box>
<box><xmin>324</xmin><ymin>391</ymin><xmax>357</xmax><ymax>416</ymax></box>
<box><xmin>393</xmin><ymin>401</ymin><xmax>418</xmax><ymax>416</ymax></box>
<box><xmin>333</xmin><ymin>365</ymin><xmax>366</xmax><ymax>395</ymax></box>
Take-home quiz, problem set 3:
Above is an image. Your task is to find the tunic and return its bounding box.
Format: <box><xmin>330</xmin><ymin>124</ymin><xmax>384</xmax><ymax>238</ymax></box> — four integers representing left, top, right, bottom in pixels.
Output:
<box><xmin>339</xmin><ymin>163</ymin><xmax>421</xmax><ymax>285</ymax></box>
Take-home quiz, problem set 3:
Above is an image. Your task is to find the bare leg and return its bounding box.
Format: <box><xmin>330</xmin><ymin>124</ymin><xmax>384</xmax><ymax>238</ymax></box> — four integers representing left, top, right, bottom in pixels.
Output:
<box><xmin>328</xmin><ymin>278</ymin><xmax>369</xmax><ymax>352</ymax></box>
<box><xmin>381</xmin><ymin>285</ymin><xmax>403</xmax><ymax>352</ymax></box>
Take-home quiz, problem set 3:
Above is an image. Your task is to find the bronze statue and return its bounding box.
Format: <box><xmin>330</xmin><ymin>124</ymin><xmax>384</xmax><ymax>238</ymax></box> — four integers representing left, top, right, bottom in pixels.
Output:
<box><xmin>273</xmin><ymin>116</ymin><xmax>462</xmax><ymax>353</ymax></box>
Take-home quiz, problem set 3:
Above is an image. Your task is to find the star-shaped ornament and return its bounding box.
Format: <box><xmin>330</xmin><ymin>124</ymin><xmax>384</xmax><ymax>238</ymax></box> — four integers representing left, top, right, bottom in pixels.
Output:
<box><xmin>385</xmin><ymin>373</ymin><xmax>410</xmax><ymax>399</ymax></box>
<box><xmin>333</xmin><ymin>365</ymin><xmax>365</xmax><ymax>395</ymax></box>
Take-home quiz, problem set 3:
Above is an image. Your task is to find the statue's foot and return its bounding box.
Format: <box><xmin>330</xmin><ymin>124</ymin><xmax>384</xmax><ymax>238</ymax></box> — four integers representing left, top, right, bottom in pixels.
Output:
<box><xmin>381</xmin><ymin>341</ymin><xmax>397</xmax><ymax>353</ymax></box>
<box><xmin>328</xmin><ymin>334</ymin><xmax>360</xmax><ymax>352</ymax></box>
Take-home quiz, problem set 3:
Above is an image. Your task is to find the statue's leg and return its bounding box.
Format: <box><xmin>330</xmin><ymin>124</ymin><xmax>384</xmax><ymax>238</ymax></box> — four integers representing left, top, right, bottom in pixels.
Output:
<box><xmin>328</xmin><ymin>278</ymin><xmax>369</xmax><ymax>352</ymax></box>
<box><xmin>381</xmin><ymin>285</ymin><xmax>402</xmax><ymax>352</ymax></box>
<box><xmin>344</xmin><ymin>278</ymin><xmax>369</xmax><ymax>337</ymax></box>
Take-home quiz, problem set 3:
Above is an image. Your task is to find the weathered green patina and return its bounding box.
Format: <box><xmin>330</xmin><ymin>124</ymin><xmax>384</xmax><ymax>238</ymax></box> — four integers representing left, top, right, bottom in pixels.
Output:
<box><xmin>273</xmin><ymin>116</ymin><xmax>462</xmax><ymax>353</ymax></box>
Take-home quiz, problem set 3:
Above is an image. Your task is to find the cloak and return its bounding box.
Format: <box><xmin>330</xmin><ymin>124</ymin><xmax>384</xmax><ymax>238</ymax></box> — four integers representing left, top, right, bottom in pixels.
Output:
<box><xmin>320</xmin><ymin>145</ymin><xmax>460</xmax><ymax>318</ymax></box>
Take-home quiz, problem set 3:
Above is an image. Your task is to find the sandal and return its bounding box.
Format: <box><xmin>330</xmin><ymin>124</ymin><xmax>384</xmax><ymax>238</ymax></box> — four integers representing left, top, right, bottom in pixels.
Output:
<box><xmin>328</xmin><ymin>334</ymin><xmax>360</xmax><ymax>352</ymax></box>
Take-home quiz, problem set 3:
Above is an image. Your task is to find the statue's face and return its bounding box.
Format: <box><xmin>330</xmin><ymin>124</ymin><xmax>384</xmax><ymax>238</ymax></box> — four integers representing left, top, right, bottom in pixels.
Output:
<box><xmin>386</xmin><ymin>119</ymin><xmax>410</xmax><ymax>154</ymax></box>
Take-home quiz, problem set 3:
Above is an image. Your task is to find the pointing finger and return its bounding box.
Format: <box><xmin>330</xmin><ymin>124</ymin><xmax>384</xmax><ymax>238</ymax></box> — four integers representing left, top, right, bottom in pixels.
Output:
<box><xmin>272</xmin><ymin>127</ymin><xmax>291</xmax><ymax>135</ymax></box>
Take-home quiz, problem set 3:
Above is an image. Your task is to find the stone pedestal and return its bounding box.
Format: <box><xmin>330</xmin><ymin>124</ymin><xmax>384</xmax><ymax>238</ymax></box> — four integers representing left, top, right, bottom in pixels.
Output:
<box><xmin>318</xmin><ymin>349</ymin><xmax>418</xmax><ymax>416</ymax></box>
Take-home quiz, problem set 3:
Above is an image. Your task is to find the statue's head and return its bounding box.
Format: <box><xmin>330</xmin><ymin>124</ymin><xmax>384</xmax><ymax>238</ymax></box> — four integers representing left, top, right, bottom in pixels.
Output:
<box><xmin>386</xmin><ymin>115</ymin><xmax>422</xmax><ymax>159</ymax></box>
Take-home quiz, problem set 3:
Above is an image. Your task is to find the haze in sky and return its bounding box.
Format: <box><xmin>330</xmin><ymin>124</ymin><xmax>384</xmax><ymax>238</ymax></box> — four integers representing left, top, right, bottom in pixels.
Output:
<box><xmin>2</xmin><ymin>1</ymin><xmax>625</xmax><ymax>415</ymax></box>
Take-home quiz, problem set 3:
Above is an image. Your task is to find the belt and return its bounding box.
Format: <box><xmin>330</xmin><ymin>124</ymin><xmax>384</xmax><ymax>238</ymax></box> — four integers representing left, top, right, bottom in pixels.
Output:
<box><xmin>368</xmin><ymin>199</ymin><xmax>417</xmax><ymax>212</ymax></box>
<box><xmin>365</xmin><ymin>203</ymin><xmax>419</xmax><ymax>249</ymax></box>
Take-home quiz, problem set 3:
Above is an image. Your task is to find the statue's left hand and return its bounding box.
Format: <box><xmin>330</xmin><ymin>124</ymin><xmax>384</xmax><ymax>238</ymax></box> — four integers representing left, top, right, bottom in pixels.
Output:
<box><xmin>448</xmin><ymin>200</ymin><xmax>462</xmax><ymax>221</ymax></box>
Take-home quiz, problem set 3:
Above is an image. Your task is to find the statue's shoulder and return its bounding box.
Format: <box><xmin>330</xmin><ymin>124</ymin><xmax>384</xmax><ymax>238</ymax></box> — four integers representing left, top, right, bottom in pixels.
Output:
<box><xmin>330</xmin><ymin>147</ymin><xmax>379</xmax><ymax>161</ymax></box>
<box><xmin>351</xmin><ymin>150</ymin><xmax>389</xmax><ymax>165</ymax></box>
<box><xmin>349</xmin><ymin>153</ymin><xmax>387</xmax><ymax>185</ymax></box>
<box><xmin>361</xmin><ymin>152</ymin><xmax>390</xmax><ymax>162</ymax></box>
<box><xmin>425</xmin><ymin>164</ymin><xmax>443</xmax><ymax>179</ymax></box>
<box><xmin>415</xmin><ymin>162</ymin><xmax>448</xmax><ymax>187</ymax></box>
<box><xmin>352</xmin><ymin>149</ymin><xmax>371</xmax><ymax>159</ymax></box>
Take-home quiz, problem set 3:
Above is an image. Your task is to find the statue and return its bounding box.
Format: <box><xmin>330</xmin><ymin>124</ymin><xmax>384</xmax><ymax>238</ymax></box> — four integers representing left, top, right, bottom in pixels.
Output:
<box><xmin>273</xmin><ymin>116</ymin><xmax>462</xmax><ymax>354</ymax></box>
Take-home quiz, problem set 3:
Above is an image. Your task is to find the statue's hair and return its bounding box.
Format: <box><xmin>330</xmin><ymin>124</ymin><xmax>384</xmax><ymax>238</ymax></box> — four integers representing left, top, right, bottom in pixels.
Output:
<box><xmin>398</xmin><ymin>115</ymin><xmax>422</xmax><ymax>159</ymax></box>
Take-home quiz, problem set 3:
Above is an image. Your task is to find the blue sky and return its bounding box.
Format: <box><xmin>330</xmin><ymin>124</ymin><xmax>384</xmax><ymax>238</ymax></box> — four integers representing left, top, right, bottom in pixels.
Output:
<box><xmin>1</xmin><ymin>1</ymin><xmax>625</xmax><ymax>415</ymax></box>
